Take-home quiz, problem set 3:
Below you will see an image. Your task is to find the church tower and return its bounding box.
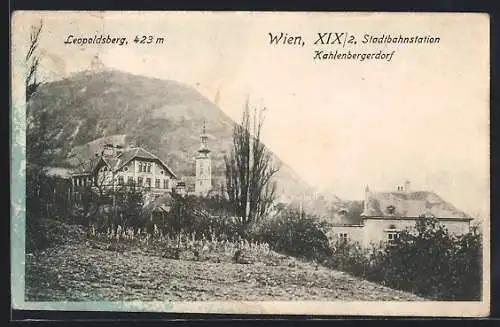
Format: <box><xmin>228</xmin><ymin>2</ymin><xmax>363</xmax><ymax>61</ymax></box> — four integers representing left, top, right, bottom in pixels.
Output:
<box><xmin>195</xmin><ymin>121</ymin><xmax>212</xmax><ymax>196</ymax></box>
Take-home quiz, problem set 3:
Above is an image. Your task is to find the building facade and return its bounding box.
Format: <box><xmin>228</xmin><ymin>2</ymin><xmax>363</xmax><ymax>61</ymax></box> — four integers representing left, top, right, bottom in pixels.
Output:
<box><xmin>71</xmin><ymin>144</ymin><xmax>178</xmax><ymax>199</ymax></box>
<box><xmin>327</xmin><ymin>181</ymin><xmax>473</xmax><ymax>247</ymax></box>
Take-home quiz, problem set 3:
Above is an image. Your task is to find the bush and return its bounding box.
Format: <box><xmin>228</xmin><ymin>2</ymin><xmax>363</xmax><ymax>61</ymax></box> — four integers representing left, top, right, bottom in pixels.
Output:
<box><xmin>249</xmin><ymin>208</ymin><xmax>332</xmax><ymax>262</ymax></box>
<box><xmin>26</xmin><ymin>218</ymin><xmax>87</xmax><ymax>253</ymax></box>
<box><xmin>326</xmin><ymin>217</ymin><xmax>483</xmax><ymax>300</ymax></box>
<box><xmin>327</xmin><ymin>240</ymin><xmax>373</xmax><ymax>278</ymax></box>
<box><xmin>379</xmin><ymin>218</ymin><xmax>482</xmax><ymax>300</ymax></box>
<box><xmin>163</xmin><ymin>194</ymin><xmax>245</xmax><ymax>242</ymax></box>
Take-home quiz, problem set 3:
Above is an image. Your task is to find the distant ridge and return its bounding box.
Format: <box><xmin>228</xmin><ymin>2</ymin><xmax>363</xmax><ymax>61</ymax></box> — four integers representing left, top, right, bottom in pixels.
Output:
<box><xmin>28</xmin><ymin>69</ymin><xmax>343</xmax><ymax>214</ymax></box>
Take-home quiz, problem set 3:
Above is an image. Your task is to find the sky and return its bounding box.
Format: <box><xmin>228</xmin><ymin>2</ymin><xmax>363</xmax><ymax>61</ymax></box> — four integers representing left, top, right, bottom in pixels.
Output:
<box><xmin>12</xmin><ymin>12</ymin><xmax>490</xmax><ymax>220</ymax></box>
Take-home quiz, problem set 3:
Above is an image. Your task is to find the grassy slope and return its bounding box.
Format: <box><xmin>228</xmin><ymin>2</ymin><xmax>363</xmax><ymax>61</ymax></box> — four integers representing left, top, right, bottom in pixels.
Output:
<box><xmin>25</xmin><ymin>234</ymin><xmax>423</xmax><ymax>302</ymax></box>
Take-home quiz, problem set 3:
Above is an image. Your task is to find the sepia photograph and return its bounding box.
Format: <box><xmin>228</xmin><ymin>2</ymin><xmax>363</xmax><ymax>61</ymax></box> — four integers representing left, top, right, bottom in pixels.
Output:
<box><xmin>10</xmin><ymin>11</ymin><xmax>490</xmax><ymax>316</ymax></box>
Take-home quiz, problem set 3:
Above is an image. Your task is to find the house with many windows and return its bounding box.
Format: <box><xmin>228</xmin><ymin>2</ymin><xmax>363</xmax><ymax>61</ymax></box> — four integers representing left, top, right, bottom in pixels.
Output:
<box><xmin>70</xmin><ymin>143</ymin><xmax>178</xmax><ymax>200</ymax></box>
<box><xmin>326</xmin><ymin>181</ymin><xmax>473</xmax><ymax>247</ymax></box>
<box><xmin>70</xmin><ymin>122</ymin><xmax>217</xmax><ymax>204</ymax></box>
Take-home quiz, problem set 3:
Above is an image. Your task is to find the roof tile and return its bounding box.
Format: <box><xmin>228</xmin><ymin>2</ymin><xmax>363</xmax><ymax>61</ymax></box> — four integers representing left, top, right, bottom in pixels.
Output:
<box><xmin>363</xmin><ymin>191</ymin><xmax>470</xmax><ymax>219</ymax></box>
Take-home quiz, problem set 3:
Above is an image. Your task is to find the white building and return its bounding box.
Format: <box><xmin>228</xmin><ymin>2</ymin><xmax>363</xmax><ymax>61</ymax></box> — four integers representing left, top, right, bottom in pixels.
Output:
<box><xmin>194</xmin><ymin>121</ymin><xmax>212</xmax><ymax>196</ymax></box>
<box><xmin>327</xmin><ymin>181</ymin><xmax>473</xmax><ymax>247</ymax></box>
<box><xmin>71</xmin><ymin>143</ymin><xmax>178</xmax><ymax>199</ymax></box>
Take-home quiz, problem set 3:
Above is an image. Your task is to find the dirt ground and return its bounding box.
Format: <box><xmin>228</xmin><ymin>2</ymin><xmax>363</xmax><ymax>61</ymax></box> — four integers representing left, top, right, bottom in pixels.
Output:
<box><xmin>25</xmin><ymin>243</ymin><xmax>424</xmax><ymax>301</ymax></box>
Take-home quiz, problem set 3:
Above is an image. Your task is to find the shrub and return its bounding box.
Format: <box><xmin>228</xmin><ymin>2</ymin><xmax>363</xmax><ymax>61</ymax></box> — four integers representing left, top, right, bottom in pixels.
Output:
<box><xmin>250</xmin><ymin>208</ymin><xmax>332</xmax><ymax>261</ymax></box>
<box><xmin>327</xmin><ymin>239</ymin><xmax>372</xmax><ymax>278</ymax></box>
<box><xmin>378</xmin><ymin>218</ymin><xmax>482</xmax><ymax>300</ymax></box>
<box><xmin>163</xmin><ymin>194</ymin><xmax>245</xmax><ymax>242</ymax></box>
<box><xmin>26</xmin><ymin>218</ymin><xmax>87</xmax><ymax>252</ymax></box>
<box><xmin>326</xmin><ymin>217</ymin><xmax>483</xmax><ymax>301</ymax></box>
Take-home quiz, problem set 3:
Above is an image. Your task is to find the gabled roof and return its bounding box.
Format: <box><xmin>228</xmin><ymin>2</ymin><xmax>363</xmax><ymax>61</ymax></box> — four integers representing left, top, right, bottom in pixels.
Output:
<box><xmin>45</xmin><ymin>166</ymin><xmax>73</xmax><ymax>178</ymax></box>
<box><xmin>140</xmin><ymin>193</ymin><xmax>175</xmax><ymax>219</ymax></box>
<box><xmin>70</xmin><ymin>146</ymin><xmax>178</xmax><ymax>179</ymax></box>
<box><xmin>114</xmin><ymin>147</ymin><xmax>177</xmax><ymax>178</ymax></box>
<box><xmin>362</xmin><ymin>190</ymin><xmax>471</xmax><ymax>220</ymax></box>
<box><xmin>70</xmin><ymin>156</ymin><xmax>102</xmax><ymax>175</ymax></box>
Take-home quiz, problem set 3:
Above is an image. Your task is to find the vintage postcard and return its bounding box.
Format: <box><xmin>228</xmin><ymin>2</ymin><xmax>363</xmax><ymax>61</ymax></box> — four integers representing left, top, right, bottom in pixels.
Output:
<box><xmin>11</xmin><ymin>11</ymin><xmax>490</xmax><ymax>317</ymax></box>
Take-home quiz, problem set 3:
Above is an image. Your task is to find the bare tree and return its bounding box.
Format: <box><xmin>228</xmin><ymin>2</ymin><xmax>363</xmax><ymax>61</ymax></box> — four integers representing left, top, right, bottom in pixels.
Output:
<box><xmin>71</xmin><ymin>154</ymin><xmax>144</xmax><ymax>235</ymax></box>
<box><xmin>25</xmin><ymin>20</ymin><xmax>48</xmax><ymax>166</ymax></box>
<box><xmin>25</xmin><ymin>20</ymin><xmax>43</xmax><ymax>102</ymax></box>
<box><xmin>25</xmin><ymin>20</ymin><xmax>46</xmax><ymax>251</ymax></box>
<box><xmin>224</xmin><ymin>99</ymin><xmax>280</xmax><ymax>231</ymax></box>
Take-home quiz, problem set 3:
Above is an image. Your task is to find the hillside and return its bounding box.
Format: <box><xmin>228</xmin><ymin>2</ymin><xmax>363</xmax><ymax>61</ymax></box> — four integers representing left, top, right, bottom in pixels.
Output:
<box><xmin>26</xmin><ymin>242</ymin><xmax>424</xmax><ymax>302</ymax></box>
<box><xmin>28</xmin><ymin>69</ymin><xmax>340</xmax><ymax>208</ymax></box>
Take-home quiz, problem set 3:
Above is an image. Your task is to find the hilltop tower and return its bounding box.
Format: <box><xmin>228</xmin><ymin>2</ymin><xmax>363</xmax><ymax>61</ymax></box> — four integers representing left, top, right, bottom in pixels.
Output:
<box><xmin>195</xmin><ymin>121</ymin><xmax>212</xmax><ymax>196</ymax></box>
<box><xmin>90</xmin><ymin>54</ymin><xmax>105</xmax><ymax>72</ymax></box>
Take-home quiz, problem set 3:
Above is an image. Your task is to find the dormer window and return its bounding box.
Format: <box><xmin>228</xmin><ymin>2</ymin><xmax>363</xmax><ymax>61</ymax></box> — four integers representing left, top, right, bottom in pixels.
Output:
<box><xmin>386</xmin><ymin>205</ymin><xmax>396</xmax><ymax>215</ymax></box>
<box><xmin>338</xmin><ymin>208</ymin><xmax>348</xmax><ymax>215</ymax></box>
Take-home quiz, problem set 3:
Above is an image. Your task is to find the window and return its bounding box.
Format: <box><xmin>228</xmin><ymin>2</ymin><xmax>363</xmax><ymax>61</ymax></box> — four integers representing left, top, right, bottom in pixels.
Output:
<box><xmin>160</xmin><ymin>170</ymin><xmax>164</xmax><ymax>175</ymax></box>
<box><xmin>118</xmin><ymin>176</ymin><xmax>124</xmax><ymax>185</ymax></box>
<box><xmin>128</xmin><ymin>177</ymin><xmax>134</xmax><ymax>185</ymax></box>
<box><xmin>138</xmin><ymin>177</ymin><xmax>143</xmax><ymax>187</ymax></box>
<box><xmin>163</xmin><ymin>179</ymin><xmax>168</xmax><ymax>189</ymax></box>
<box><xmin>155</xmin><ymin>179</ymin><xmax>160</xmax><ymax>188</ymax></box>
<box><xmin>386</xmin><ymin>205</ymin><xmax>396</xmax><ymax>215</ymax></box>
<box><xmin>338</xmin><ymin>208</ymin><xmax>348</xmax><ymax>215</ymax></box>
<box><xmin>147</xmin><ymin>163</ymin><xmax>151</xmax><ymax>173</ymax></box>
<box><xmin>103</xmin><ymin>166</ymin><xmax>108</xmax><ymax>172</ymax></box>
<box><xmin>200</xmin><ymin>164</ymin><xmax>204</xmax><ymax>175</ymax></box>
<box><xmin>387</xmin><ymin>232</ymin><xmax>400</xmax><ymax>244</ymax></box>
<box><xmin>146</xmin><ymin>178</ymin><xmax>151</xmax><ymax>187</ymax></box>
<box><xmin>123</xmin><ymin>166</ymin><xmax>128</xmax><ymax>172</ymax></box>
<box><xmin>338</xmin><ymin>233</ymin><xmax>348</xmax><ymax>242</ymax></box>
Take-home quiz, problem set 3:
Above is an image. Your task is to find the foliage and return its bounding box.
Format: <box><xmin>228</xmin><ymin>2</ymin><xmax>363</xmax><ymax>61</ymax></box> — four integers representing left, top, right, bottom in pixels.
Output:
<box><xmin>76</xmin><ymin>181</ymin><xmax>145</xmax><ymax>235</ymax></box>
<box><xmin>87</xmin><ymin>229</ymin><xmax>274</xmax><ymax>265</ymax></box>
<box><xmin>326</xmin><ymin>217</ymin><xmax>483</xmax><ymax>301</ymax></box>
<box><xmin>158</xmin><ymin>193</ymin><xmax>245</xmax><ymax>242</ymax></box>
<box><xmin>27</xmin><ymin>219</ymin><xmax>87</xmax><ymax>253</ymax></box>
<box><xmin>327</xmin><ymin>239</ymin><xmax>373</xmax><ymax>278</ymax></box>
<box><xmin>25</xmin><ymin>164</ymin><xmax>74</xmax><ymax>252</ymax></box>
<box><xmin>249</xmin><ymin>208</ymin><xmax>332</xmax><ymax>262</ymax></box>
<box><xmin>224</xmin><ymin>100</ymin><xmax>280</xmax><ymax>231</ymax></box>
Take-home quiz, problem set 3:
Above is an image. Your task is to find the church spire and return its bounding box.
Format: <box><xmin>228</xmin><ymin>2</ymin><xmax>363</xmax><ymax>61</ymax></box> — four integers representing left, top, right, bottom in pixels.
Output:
<box><xmin>198</xmin><ymin>120</ymin><xmax>210</xmax><ymax>154</ymax></box>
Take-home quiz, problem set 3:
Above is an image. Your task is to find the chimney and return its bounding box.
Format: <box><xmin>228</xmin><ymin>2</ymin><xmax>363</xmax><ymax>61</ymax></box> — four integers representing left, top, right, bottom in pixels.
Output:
<box><xmin>115</xmin><ymin>144</ymin><xmax>124</xmax><ymax>156</ymax></box>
